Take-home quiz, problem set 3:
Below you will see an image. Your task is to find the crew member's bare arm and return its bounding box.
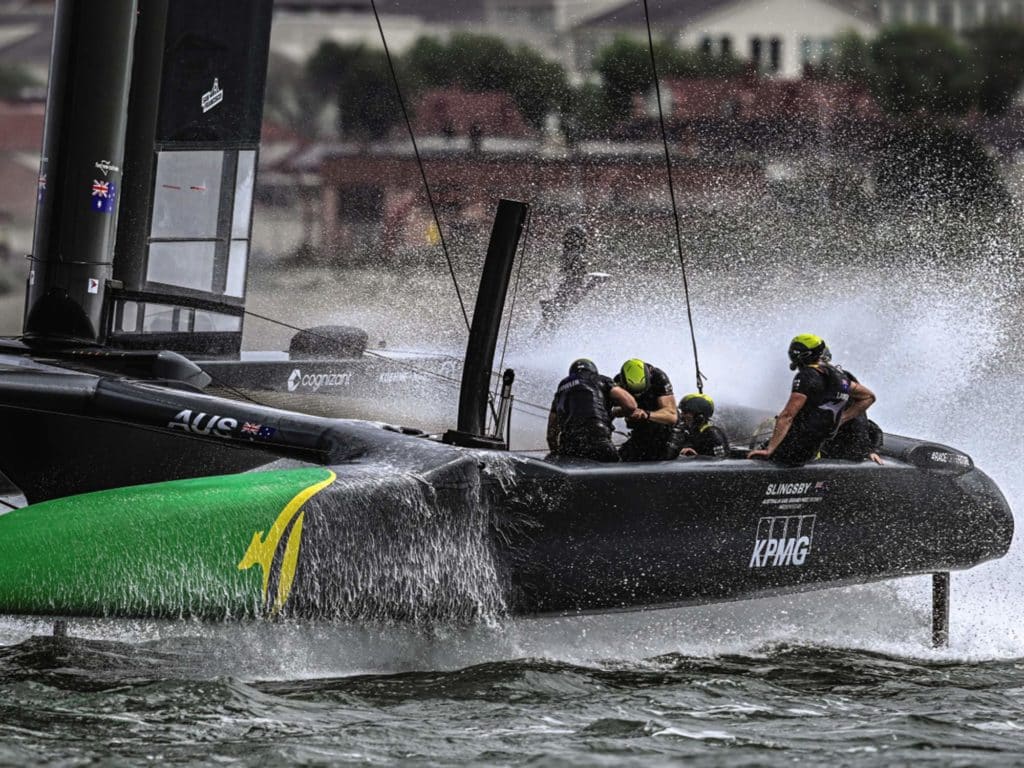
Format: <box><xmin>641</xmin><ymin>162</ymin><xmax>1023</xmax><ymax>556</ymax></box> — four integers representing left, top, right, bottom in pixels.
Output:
<box><xmin>747</xmin><ymin>392</ymin><xmax>807</xmax><ymax>459</ymax></box>
<box><xmin>839</xmin><ymin>381</ymin><xmax>875</xmax><ymax>426</ymax></box>
<box><xmin>608</xmin><ymin>386</ymin><xmax>637</xmax><ymax>418</ymax></box>
<box><xmin>629</xmin><ymin>394</ymin><xmax>677</xmax><ymax>425</ymax></box>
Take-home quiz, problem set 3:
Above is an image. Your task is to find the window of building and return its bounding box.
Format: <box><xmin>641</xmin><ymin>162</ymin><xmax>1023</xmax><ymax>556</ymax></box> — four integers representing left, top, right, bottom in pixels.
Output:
<box><xmin>721</xmin><ymin>35</ymin><xmax>732</xmax><ymax>57</ymax></box>
<box><xmin>700</xmin><ymin>36</ymin><xmax>713</xmax><ymax>56</ymax></box>
<box><xmin>750</xmin><ymin>36</ymin><xmax>763</xmax><ymax>69</ymax></box>
<box><xmin>913</xmin><ymin>0</ymin><xmax>931</xmax><ymax>22</ymax></box>
<box><xmin>800</xmin><ymin>36</ymin><xmax>814</xmax><ymax>65</ymax></box>
<box><xmin>937</xmin><ymin>0</ymin><xmax>954</xmax><ymax>26</ymax></box>
<box><xmin>962</xmin><ymin>1</ymin><xmax>977</xmax><ymax>26</ymax></box>
<box><xmin>769</xmin><ymin>37</ymin><xmax>782</xmax><ymax>73</ymax></box>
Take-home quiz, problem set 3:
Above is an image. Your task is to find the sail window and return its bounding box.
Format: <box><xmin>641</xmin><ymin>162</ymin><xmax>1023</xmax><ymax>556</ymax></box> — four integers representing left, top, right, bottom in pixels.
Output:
<box><xmin>193</xmin><ymin>310</ymin><xmax>242</xmax><ymax>332</ymax></box>
<box><xmin>147</xmin><ymin>242</ymin><xmax>216</xmax><ymax>292</ymax></box>
<box><xmin>140</xmin><ymin>303</ymin><xmax>176</xmax><ymax>332</ymax></box>
<box><xmin>232</xmin><ymin>150</ymin><xmax>255</xmax><ymax>239</ymax></box>
<box><xmin>144</xmin><ymin>148</ymin><xmax>255</xmax><ymax>302</ymax></box>
<box><xmin>225</xmin><ymin>241</ymin><xmax>248</xmax><ymax>298</ymax></box>
<box><xmin>110</xmin><ymin>299</ymin><xmax>241</xmax><ymax>334</ymax></box>
<box><xmin>118</xmin><ymin>301</ymin><xmax>139</xmax><ymax>333</ymax></box>
<box><xmin>150</xmin><ymin>151</ymin><xmax>224</xmax><ymax>239</ymax></box>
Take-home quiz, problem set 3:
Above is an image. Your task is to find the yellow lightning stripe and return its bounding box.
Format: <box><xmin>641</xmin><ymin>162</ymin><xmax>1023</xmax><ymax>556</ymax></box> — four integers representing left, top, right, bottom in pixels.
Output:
<box><xmin>237</xmin><ymin>470</ymin><xmax>336</xmax><ymax>614</ymax></box>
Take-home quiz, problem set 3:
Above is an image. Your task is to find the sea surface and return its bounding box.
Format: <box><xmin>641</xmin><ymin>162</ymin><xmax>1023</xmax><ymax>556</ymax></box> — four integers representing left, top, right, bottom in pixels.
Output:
<box><xmin>2</xmin><ymin>213</ymin><xmax>1024</xmax><ymax>765</ymax></box>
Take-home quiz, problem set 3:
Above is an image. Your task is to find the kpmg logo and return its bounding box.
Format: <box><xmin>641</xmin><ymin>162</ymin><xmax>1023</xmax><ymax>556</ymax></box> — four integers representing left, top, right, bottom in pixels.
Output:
<box><xmin>749</xmin><ymin>514</ymin><xmax>816</xmax><ymax>568</ymax></box>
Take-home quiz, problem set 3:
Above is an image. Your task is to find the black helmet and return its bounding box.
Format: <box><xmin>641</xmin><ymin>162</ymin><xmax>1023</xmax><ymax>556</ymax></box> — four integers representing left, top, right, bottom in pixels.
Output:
<box><xmin>680</xmin><ymin>393</ymin><xmax>714</xmax><ymax>424</ymax></box>
<box><xmin>569</xmin><ymin>358</ymin><xmax>597</xmax><ymax>376</ymax></box>
<box><xmin>788</xmin><ymin>333</ymin><xmax>827</xmax><ymax>370</ymax></box>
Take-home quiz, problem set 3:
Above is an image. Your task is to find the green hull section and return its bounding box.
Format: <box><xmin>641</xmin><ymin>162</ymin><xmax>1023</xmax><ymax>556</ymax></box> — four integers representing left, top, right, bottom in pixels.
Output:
<box><xmin>0</xmin><ymin>468</ymin><xmax>335</xmax><ymax>618</ymax></box>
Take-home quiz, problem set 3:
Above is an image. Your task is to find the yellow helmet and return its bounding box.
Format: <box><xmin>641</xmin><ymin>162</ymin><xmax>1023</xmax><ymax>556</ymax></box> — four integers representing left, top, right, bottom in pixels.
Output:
<box><xmin>680</xmin><ymin>392</ymin><xmax>715</xmax><ymax>422</ymax></box>
<box><xmin>788</xmin><ymin>333</ymin><xmax>826</xmax><ymax>370</ymax></box>
<box><xmin>619</xmin><ymin>358</ymin><xmax>649</xmax><ymax>393</ymax></box>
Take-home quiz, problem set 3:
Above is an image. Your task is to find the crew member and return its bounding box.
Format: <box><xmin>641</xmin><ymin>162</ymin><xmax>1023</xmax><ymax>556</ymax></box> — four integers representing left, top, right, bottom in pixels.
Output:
<box><xmin>547</xmin><ymin>358</ymin><xmax>636</xmax><ymax>462</ymax></box>
<box><xmin>670</xmin><ymin>393</ymin><xmax>730</xmax><ymax>458</ymax></box>
<box><xmin>817</xmin><ymin>355</ymin><xmax>883</xmax><ymax>464</ymax></box>
<box><xmin>536</xmin><ymin>226</ymin><xmax>599</xmax><ymax>335</ymax></box>
<box><xmin>747</xmin><ymin>334</ymin><xmax>876</xmax><ymax>467</ymax></box>
<box><xmin>613</xmin><ymin>358</ymin><xmax>679</xmax><ymax>461</ymax></box>
<box><xmin>821</xmin><ymin>415</ymin><xmax>883</xmax><ymax>464</ymax></box>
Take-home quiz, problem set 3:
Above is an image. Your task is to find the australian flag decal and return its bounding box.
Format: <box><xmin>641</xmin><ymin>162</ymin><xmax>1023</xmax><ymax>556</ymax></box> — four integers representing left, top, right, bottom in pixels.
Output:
<box><xmin>91</xmin><ymin>180</ymin><xmax>116</xmax><ymax>213</ymax></box>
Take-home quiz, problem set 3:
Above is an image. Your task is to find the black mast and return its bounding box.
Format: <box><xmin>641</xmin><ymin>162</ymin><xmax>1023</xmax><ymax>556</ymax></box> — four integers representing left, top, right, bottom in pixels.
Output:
<box><xmin>23</xmin><ymin>0</ymin><xmax>137</xmax><ymax>345</ymax></box>
<box><xmin>444</xmin><ymin>199</ymin><xmax>528</xmax><ymax>449</ymax></box>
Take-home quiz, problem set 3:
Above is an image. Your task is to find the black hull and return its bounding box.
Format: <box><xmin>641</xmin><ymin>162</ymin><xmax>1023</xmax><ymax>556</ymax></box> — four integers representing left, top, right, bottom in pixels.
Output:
<box><xmin>499</xmin><ymin>455</ymin><xmax>1010</xmax><ymax>615</ymax></box>
<box><xmin>0</xmin><ymin>356</ymin><xmax>1011</xmax><ymax>620</ymax></box>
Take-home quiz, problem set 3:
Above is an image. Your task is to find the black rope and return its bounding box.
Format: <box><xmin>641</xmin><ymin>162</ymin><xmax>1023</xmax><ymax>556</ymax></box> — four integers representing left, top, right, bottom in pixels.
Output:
<box><xmin>369</xmin><ymin>0</ymin><xmax>471</xmax><ymax>333</ymax></box>
<box><xmin>641</xmin><ymin>0</ymin><xmax>705</xmax><ymax>395</ymax></box>
<box><xmin>204</xmin><ymin>370</ymin><xmax>269</xmax><ymax>408</ymax></box>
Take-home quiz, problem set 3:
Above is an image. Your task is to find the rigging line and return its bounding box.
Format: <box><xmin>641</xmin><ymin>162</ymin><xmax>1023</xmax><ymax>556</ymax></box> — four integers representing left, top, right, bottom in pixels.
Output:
<box><xmin>0</xmin><ymin>497</ymin><xmax>20</xmax><ymax>511</ymax></box>
<box><xmin>641</xmin><ymin>0</ymin><xmax>706</xmax><ymax>395</ymax></box>
<box><xmin>369</xmin><ymin>0</ymin><xmax>471</xmax><ymax>333</ymax></box>
<box><xmin>204</xmin><ymin>370</ymin><xmax>269</xmax><ymax>408</ymax></box>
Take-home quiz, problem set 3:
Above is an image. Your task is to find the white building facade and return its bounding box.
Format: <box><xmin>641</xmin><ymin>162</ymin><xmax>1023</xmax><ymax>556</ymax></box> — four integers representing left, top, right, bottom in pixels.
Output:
<box><xmin>677</xmin><ymin>0</ymin><xmax>877</xmax><ymax>79</ymax></box>
<box><xmin>878</xmin><ymin>0</ymin><xmax>1024</xmax><ymax>30</ymax></box>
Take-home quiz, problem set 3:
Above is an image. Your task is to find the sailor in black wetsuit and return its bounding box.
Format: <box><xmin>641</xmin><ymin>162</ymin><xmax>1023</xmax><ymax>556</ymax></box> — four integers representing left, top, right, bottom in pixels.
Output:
<box><xmin>536</xmin><ymin>226</ymin><xmax>600</xmax><ymax>336</ymax></box>
<box><xmin>547</xmin><ymin>358</ymin><xmax>637</xmax><ymax>462</ymax></box>
<box><xmin>818</xmin><ymin>354</ymin><xmax>884</xmax><ymax>464</ymax></box>
<box><xmin>670</xmin><ymin>393</ymin><xmax>730</xmax><ymax>458</ymax></box>
<box><xmin>614</xmin><ymin>358</ymin><xmax>680</xmax><ymax>461</ymax></box>
<box><xmin>748</xmin><ymin>334</ymin><xmax>876</xmax><ymax>467</ymax></box>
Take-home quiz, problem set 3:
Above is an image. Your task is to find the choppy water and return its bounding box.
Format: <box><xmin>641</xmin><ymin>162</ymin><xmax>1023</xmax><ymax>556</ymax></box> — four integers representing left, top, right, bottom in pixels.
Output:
<box><xmin>3</xmin><ymin>618</ymin><xmax>1024</xmax><ymax>766</ymax></box>
<box><xmin>4</xmin><ymin>210</ymin><xmax>1024</xmax><ymax>765</ymax></box>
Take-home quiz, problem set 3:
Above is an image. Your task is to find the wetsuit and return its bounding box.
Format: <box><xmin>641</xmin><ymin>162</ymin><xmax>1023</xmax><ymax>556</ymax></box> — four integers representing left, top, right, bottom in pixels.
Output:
<box><xmin>820</xmin><ymin>417</ymin><xmax>882</xmax><ymax>460</ymax></box>
<box><xmin>614</xmin><ymin>365</ymin><xmax>677</xmax><ymax>462</ymax></box>
<box><xmin>772</xmin><ymin>362</ymin><xmax>851</xmax><ymax>467</ymax></box>
<box><xmin>818</xmin><ymin>369</ymin><xmax>882</xmax><ymax>460</ymax></box>
<box><xmin>550</xmin><ymin>370</ymin><xmax>619</xmax><ymax>462</ymax></box>
<box><xmin>670</xmin><ymin>422</ymin><xmax>731</xmax><ymax>458</ymax></box>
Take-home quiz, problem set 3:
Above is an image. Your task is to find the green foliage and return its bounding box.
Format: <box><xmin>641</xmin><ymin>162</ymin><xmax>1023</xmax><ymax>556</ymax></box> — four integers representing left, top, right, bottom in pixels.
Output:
<box><xmin>594</xmin><ymin>36</ymin><xmax>659</xmax><ymax>121</ymax></box>
<box><xmin>264</xmin><ymin>55</ymin><xmax>324</xmax><ymax>138</ymax></box>
<box><xmin>0</xmin><ymin>64</ymin><xmax>40</xmax><ymax>99</ymax></box>
<box><xmin>869</xmin><ymin>26</ymin><xmax>975</xmax><ymax>116</ymax></box>
<box><xmin>964</xmin><ymin>22</ymin><xmax>1024</xmax><ymax>116</ymax></box>
<box><xmin>875</xmin><ymin>125</ymin><xmax>1010</xmax><ymax>212</ymax></box>
<box><xmin>594</xmin><ymin>36</ymin><xmax>743</xmax><ymax>124</ymax></box>
<box><xmin>401</xmin><ymin>33</ymin><xmax>568</xmax><ymax>128</ymax></box>
<box><xmin>818</xmin><ymin>30</ymin><xmax>874</xmax><ymax>83</ymax></box>
<box><xmin>560</xmin><ymin>82</ymin><xmax>614</xmax><ymax>142</ymax></box>
<box><xmin>306</xmin><ymin>41</ymin><xmax>398</xmax><ymax>140</ymax></box>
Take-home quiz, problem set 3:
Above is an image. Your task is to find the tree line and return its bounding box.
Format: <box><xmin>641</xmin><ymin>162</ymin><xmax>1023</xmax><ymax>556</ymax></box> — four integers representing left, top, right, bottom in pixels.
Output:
<box><xmin>815</xmin><ymin>23</ymin><xmax>1024</xmax><ymax>117</ymax></box>
<box><xmin>263</xmin><ymin>22</ymin><xmax>1024</xmax><ymax>143</ymax></box>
